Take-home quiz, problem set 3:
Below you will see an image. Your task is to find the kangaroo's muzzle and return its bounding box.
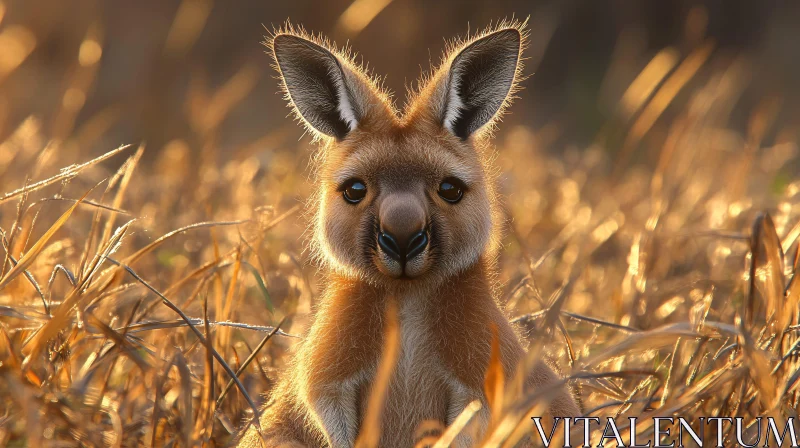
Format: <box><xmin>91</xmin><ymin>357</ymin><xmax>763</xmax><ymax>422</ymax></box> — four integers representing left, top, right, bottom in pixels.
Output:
<box><xmin>376</xmin><ymin>191</ymin><xmax>429</xmax><ymax>277</ymax></box>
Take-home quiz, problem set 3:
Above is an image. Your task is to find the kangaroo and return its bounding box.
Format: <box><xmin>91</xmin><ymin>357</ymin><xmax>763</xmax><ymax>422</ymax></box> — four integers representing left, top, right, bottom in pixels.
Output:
<box><xmin>238</xmin><ymin>21</ymin><xmax>580</xmax><ymax>448</ymax></box>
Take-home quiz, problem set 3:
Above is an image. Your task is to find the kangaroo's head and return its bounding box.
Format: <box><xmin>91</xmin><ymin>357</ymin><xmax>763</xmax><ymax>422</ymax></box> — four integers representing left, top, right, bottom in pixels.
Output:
<box><xmin>269</xmin><ymin>22</ymin><xmax>524</xmax><ymax>286</ymax></box>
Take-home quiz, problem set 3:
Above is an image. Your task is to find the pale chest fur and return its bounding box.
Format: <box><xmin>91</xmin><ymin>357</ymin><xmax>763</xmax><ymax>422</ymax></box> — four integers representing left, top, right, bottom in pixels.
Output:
<box><xmin>367</xmin><ymin>294</ymin><xmax>486</xmax><ymax>447</ymax></box>
<box><xmin>306</xmin><ymin>288</ymin><xmax>491</xmax><ymax>448</ymax></box>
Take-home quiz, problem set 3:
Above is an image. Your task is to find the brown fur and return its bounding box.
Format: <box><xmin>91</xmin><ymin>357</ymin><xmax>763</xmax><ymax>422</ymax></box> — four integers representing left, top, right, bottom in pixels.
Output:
<box><xmin>238</xmin><ymin>20</ymin><xmax>579</xmax><ymax>448</ymax></box>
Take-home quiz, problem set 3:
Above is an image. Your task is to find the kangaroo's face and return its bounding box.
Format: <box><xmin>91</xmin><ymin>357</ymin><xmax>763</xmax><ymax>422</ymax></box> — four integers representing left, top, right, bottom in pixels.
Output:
<box><xmin>316</xmin><ymin>128</ymin><xmax>493</xmax><ymax>282</ymax></box>
<box><xmin>271</xmin><ymin>25</ymin><xmax>523</xmax><ymax>284</ymax></box>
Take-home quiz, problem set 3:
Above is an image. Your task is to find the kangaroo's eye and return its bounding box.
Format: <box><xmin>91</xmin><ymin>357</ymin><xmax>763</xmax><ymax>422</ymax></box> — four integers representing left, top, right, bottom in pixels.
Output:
<box><xmin>342</xmin><ymin>179</ymin><xmax>367</xmax><ymax>204</ymax></box>
<box><xmin>438</xmin><ymin>177</ymin><xmax>465</xmax><ymax>203</ymax></box>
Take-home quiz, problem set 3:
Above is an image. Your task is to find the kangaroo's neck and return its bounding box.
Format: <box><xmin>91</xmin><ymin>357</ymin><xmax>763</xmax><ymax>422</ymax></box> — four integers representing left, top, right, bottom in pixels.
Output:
<box><xmin>303</xmin><ymin>255</ymin><xmax>507</xmax><ymax>388</ymax></box>
<box><xmin>320</xmin><ymin>257</ymin><xmax>495</xmax><ymax>311</ymax></box>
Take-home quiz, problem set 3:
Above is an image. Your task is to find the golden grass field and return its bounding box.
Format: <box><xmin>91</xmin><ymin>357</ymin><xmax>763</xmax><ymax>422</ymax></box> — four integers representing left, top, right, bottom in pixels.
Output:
<box><xmin>0</xmin><ymin>1</ymin><xmax>798</xmax><ymax>446</ymax></box>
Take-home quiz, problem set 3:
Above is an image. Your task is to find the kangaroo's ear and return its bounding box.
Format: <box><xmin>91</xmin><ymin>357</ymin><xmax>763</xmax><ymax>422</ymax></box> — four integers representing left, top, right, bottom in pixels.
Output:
<box><xmin>272</xmin><ymin>34</ymin><xmax>372</xmax><ymax>140</ymax></box>
<box><xmin>440</xmin><ymin>29</ymin><xmax>522</xmax><ymax>140</ymax></box>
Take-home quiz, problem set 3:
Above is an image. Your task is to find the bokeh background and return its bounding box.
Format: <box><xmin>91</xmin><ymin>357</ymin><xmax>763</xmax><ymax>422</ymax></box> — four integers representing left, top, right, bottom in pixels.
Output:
<box><xmin>1</xmin><ymin>0</ymin><xmax>799</xmax><ymax>446</ymax></box>
<box><xmin>3</xmin><ymin>0</ymin><xmax>799</xmax><ymax>152</ymax></box>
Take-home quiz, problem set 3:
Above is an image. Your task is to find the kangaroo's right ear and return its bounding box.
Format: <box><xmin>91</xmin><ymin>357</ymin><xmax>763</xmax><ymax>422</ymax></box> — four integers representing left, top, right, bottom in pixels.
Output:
<box><xmin>272</xmin><ymin>34</ymin><xmax>378</xmax><ymax>140</ymax></box>
<box><xmin>437</xmin><ymin>28</ymin><xmax>523</xmax><ymax>140</ymax></box>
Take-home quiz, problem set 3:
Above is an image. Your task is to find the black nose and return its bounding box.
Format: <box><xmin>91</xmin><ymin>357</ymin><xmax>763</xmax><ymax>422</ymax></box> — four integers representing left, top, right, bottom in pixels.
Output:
<box><xmin>378</xmin><ymin>230</ymin><xmax>428</xmax><ymax>263</ymax></box>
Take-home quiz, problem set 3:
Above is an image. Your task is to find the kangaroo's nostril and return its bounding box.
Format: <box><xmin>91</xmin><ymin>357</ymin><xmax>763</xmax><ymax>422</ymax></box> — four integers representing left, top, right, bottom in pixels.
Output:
<box><xmin>378</xmin><ymin>232</ymin><xmax>402</xmax><ymax>262</ymax></box>
<box><xmin>406</xmin><ymin>231</ymin><xmax>428</xmax><ymax>261</ymax></box>
<box><xmin>378</xmin><ymin>229</ymin><xmax>428</xmax><ymax>264</ymax></box>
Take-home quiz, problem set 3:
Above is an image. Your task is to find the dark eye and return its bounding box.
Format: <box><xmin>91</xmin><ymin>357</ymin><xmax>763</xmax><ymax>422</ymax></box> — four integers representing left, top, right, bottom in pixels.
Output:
<box><xmin>342</xmin><ymin>179</ymin><xmax>367</xmax><ymax>204</ymax></box>
<box><xmin>438</xmin><ymin>177</ymin><xmax>465</xmax><ymax>203</ymax></box>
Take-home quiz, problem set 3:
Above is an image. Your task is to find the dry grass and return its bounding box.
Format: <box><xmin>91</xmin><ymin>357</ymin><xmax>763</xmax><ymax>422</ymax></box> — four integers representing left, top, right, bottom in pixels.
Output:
<box><xmin>0</xmin><ymin>2</ymin><xmax>799</xmax><ymax>447</ymax></box>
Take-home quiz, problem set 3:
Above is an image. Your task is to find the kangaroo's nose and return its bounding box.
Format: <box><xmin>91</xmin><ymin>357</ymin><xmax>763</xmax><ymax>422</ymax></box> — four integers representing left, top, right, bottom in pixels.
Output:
<box><xmin>378</xmin><ymin>192</ymin><xmax>428</xmax><ymax>264</ymax></box>
<box><xmin>378</xmin><ymin>230</ymin><xmax>428</xmax><ymax>263</ymax></box>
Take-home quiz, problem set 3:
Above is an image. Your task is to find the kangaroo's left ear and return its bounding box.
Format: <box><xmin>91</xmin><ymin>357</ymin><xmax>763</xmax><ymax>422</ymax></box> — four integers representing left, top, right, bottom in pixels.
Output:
<box><xmin>439</xmin><ymin>28</ymin><xmax>522</xmax><ymax>140</ymax></box>
<box><xmin>271</xmin><ymin>32</ymin><xmax>389</xmax><ymax>140</ymax></box>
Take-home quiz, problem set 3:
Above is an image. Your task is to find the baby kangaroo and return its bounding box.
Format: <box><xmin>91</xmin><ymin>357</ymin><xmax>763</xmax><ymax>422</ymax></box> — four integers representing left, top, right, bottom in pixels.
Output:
<box><xmin>238</xmin><ymin>22</ymin><xmax>579</xmax><ymax>448</ymax></box>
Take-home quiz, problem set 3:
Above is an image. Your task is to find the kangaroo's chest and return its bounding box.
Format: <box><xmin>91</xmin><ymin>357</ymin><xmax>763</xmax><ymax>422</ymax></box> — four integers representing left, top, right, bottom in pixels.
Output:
<box><xmin>359</xmin><ymin>299</ymin><xmax>480</xmax><ymax>447</ymax></box>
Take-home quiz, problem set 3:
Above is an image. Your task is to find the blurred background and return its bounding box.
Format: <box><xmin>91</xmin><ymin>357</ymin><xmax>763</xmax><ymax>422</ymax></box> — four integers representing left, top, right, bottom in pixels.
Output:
<box><xmin>2</xmin><ymin>0</ymin><xmax>799</xmax><ymax>156</ymax></box>
<box><xmin>1</xmin><ymin>0</ymin><xmax>799</xmax><ymax>445</ymax></box>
